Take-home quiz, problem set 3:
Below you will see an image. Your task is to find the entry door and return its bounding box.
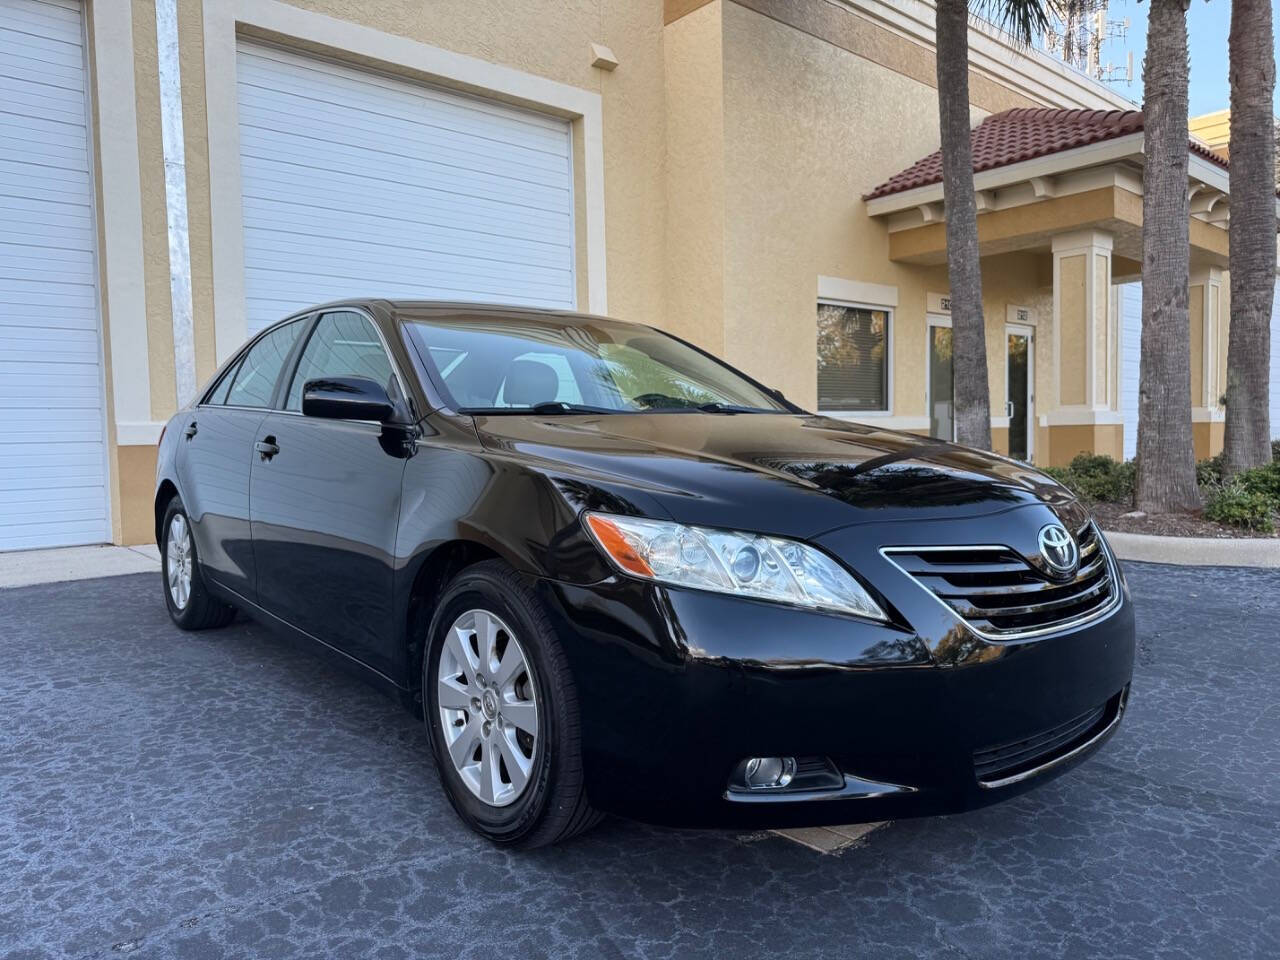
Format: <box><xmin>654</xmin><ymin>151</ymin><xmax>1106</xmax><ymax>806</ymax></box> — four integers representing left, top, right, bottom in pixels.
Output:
<box><xmin>927</xmin><ymin>317</ymin><xmax>955</xmax><ymax>441</ymax></box>
<box><xmin>1006</xmin><ymin>324</ymin><xmax>1034</xmax><ymax>462</ymax></box>
<box><xmin>177</xmin><ymin>317</ymin><xmax>306</xmax><ymax>600</ymax></box>
<box><xmin>249</xmin><ymin>311</ymin><xmax>409</xmax><ymax>675</ymax></box>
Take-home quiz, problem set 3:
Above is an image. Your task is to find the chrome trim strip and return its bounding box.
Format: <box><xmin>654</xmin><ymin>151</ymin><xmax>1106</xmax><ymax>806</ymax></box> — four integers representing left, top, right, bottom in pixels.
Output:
<box><xmin>724</xmin><ymin>773</ymin><xmax>917</xmax><ymax>804</ymax></box>
<box><xmin>880</xmin><ymin>524</ymin><xmax>1123</xmax><ymax>643</ymax></box>
<box><xmin>976</xmin><ymin>695</ymin><xmax>1126</xmax><ymax>789</ymax></box>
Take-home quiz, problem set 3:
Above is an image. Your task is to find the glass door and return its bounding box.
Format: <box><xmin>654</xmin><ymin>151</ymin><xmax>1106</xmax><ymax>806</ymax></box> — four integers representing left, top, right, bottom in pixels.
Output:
<box><xmin>1006</xmin><ymin>324</ymin><xmax>1034</xmax><ymax>461</ymax></box>
<box><xmin>927</xmin><ymin>318</ymin><xmax>954</xmax><ymax>441</ymax></box>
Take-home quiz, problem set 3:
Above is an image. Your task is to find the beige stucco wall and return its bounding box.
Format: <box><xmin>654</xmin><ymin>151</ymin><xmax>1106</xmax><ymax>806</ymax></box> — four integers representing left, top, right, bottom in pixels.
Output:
<box><xmin>664</xmin><ymin>0</ymin><xmax>726</xmax><ymax>354</ymax></box>
<box><xmin>133</xmin><ymin>0</ymin><xmax>671</xmax><ymax>415</ymax></box>
<box><xmin>106</xmin><ymin>0</ymin><xmax>671</xmax><ymax>542</ymax></box>
<box><xmin>719</xmin><ymin>1</ymin><xmax>984</xmax><ymax>409</ymax></box>
<box><xmin>89</xmin><ymin>0</ymin><xmax>1138</xmax><ymax>545</ymax></box>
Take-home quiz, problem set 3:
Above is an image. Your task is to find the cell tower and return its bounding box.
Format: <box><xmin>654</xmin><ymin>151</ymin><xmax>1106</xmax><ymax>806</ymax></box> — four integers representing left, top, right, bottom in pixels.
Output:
<box><xmin>1042</xmin><ymin>0</ymin><xmax>1133</xmax><ymax>85</ymax></box>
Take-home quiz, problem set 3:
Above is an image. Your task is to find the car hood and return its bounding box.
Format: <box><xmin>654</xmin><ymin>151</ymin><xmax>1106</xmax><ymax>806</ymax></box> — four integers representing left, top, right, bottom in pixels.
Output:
<box><xmin>471</xmin><ymin>412</ymin><xmax>1076</xmax><ymax>539</ymax></box>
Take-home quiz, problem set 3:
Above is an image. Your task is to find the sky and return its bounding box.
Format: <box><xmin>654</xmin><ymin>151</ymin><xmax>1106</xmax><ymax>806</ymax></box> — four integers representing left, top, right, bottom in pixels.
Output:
<box><xmin>1091</xmin><ymin>0</ymin><xmax>1279</xmax><ymax>115</ymax></box>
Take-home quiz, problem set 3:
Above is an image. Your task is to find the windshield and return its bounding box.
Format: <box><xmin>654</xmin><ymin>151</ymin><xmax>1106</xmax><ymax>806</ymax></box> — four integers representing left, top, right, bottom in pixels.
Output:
<box><xmin>403</xmin><ymin>314</ymin><xmax>790</xmax><ymax>415</ymax></box>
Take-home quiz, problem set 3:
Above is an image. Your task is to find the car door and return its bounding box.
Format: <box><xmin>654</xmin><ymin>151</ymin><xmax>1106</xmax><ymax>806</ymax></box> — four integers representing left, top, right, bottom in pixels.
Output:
<box><xmin>249</xmin><ymin>309</ymin><xmax>411</xmax><ymax>675</ymax></box>
<box><xmin>176</xmin><ymin>318</ymin><xmax>306</xmax><ymax>601</ymax></box>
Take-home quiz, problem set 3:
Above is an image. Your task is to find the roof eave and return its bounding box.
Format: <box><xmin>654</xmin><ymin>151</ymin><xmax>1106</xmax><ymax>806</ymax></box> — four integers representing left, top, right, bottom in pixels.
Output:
<box><xmin>865</xmin><ymin>132</ymin><xmax>1147</xmax><ymax>216</ymax></box>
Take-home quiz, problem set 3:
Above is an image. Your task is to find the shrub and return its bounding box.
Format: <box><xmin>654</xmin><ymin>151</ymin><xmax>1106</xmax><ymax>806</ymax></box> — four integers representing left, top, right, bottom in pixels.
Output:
<box><xmin>1196</xmin><ymin>454</ymin><xmax>1223</xmax><ymax>486</ymax></box>
<box><xmin>1049</xmin><ymin>454</ymin><xmax>1135</xmax><ymax>503</ymax></box>
<box><xmin>1273</xmin><ymin>439</ymin><xmax>1280</xmax><ymax>463</ymax></box>
<box><xmin>1234</xmin><ymin>460</ymin><xmax>1280</xmax><ymax>502</ymax></box>
<box><xmin>1204</xmin><ymin>481</ymin><xmax>1277</xmax><ymax>533</ymax></box>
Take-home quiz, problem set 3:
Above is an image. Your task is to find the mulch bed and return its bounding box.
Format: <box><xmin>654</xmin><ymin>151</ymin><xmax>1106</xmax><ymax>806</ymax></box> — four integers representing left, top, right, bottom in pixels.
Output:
<box><xmin>1089</xmin><ymin>501</ymin><xmax>1280</xmax><ymax>539</ymax></box>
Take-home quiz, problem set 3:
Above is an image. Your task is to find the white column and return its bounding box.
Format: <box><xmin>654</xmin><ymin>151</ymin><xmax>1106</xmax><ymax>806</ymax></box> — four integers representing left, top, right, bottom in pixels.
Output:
<box><xmin>91</xmin><ymin>1</ymin><xmax>154</xmax><ymax>443</ymax></box>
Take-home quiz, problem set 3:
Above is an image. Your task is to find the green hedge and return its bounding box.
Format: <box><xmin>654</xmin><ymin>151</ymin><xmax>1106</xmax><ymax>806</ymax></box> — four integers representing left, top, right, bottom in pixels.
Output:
<box><xmin>1204</xmin><ymin>480</ymin><xmax>1277</xmax><ymax>533</ymax></box>
<box><xmin>1042</xmin><ymin>454</ymin><xmax>1135</xmax><ymax>504</ymax></box>
<box><xmin>1042</xmin><ymin>453</ymin><xmax>1280</xmax><ymax>533</ymax></box>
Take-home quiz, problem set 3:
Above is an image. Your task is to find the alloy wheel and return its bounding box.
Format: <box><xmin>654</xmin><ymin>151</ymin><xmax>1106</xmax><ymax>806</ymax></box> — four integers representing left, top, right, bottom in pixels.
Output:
<box><xmin>437</xmin><ymin>609</ymin><xmax>539</xmax><ymax>807</ymax></box>
<box><xmin>166</xmin><ymin>514</ymin><xmax>193</xmax><ymax>610</ymax></box>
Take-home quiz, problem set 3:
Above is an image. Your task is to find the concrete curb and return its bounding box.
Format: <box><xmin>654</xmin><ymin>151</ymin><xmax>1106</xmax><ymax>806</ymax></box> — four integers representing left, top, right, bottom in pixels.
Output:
<box><xmin>0</xmin><ymin>544</ymin><xmax>161</xmax><ymax>589</ymax></box>
<box><xmin>1104</xmin><ymin>530</ymin><xmax>1280</xmax><ymax>568</ymax></box>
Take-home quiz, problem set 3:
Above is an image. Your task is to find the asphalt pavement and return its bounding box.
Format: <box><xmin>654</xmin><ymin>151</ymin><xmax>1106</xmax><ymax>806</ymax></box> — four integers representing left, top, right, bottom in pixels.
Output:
<box><xmin>1</xmin><ymin>563</ymin><xmax>1277</xmax><ymax>959</ymax></box>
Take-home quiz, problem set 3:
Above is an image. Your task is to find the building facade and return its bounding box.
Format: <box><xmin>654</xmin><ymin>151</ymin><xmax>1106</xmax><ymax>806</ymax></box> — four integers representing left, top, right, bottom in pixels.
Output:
<box><xmin>0</xmin><ymin>0</ymin><xmax>1268</xmax><ymax>550</ymax></box>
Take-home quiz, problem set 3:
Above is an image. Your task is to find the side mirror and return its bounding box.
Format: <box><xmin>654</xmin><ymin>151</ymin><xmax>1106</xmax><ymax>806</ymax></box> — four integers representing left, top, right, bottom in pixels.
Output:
<box><xmin>301</xmin><ymin>377</ymin><xmax>395</xmax><ymax>422</ymax></box>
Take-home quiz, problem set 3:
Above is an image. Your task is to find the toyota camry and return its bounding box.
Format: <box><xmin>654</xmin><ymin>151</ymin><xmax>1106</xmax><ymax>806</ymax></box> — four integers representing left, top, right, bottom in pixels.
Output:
<box><xmin>155</xmin><ymin>300</ymin><xmax>1134</xmax><ymax>848</ymax></box>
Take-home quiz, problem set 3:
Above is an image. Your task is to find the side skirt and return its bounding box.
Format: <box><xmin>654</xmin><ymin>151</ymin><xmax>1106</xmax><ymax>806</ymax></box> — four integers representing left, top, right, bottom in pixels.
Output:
<box><xmin>207</xmin><ymin>576</ymin><xmax>414</xmax><ymax>705</ymax></box>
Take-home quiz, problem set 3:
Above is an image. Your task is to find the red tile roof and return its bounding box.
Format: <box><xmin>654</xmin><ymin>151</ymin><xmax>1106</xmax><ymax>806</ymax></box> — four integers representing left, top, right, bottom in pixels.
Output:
<box><xmin>864</xmin><ymin>107</ymin><xmax>1228</xmax><ymax>201</ymax></box>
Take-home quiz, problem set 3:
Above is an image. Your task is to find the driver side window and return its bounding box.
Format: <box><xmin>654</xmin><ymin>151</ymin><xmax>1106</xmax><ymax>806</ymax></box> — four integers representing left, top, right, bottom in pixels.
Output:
<box><xmin>286</xmin><ymin>311</ymin><xmax>397</xmax><ymax>411</ymax></box>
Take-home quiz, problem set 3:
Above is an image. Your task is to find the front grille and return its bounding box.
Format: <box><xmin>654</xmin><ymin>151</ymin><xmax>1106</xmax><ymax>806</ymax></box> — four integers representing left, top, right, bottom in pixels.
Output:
<box><xmin>884</xmin><ymin>521</ymin><xmax>1118</xmax><ymax>640</ymax></box>
<box><xmin>972</xmin><ymin>692</ymin><xmax>1122</xmax><ymax>786</ymax></box>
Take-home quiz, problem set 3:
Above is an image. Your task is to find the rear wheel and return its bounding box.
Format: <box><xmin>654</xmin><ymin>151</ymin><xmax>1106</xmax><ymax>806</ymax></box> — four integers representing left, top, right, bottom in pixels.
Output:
<box><xmin>161</xmin><ymin>496</ymin><xmax>236</xmax><ymax>630</ymax></box>
<box><xmin>423</xmin><ymin>560</ymin><xmax>600</xmax><ymax>848</ymax></box>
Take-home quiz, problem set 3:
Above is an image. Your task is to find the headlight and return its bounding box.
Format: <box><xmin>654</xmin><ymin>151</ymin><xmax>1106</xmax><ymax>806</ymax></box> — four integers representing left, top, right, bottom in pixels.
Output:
<box><xmin>583</xmin><ymin>512</ymin><xmax>886</xmax><ymax>620</ymax></box>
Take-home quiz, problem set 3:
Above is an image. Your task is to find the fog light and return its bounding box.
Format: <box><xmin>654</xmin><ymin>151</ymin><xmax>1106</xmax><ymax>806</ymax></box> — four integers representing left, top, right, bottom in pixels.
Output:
<box><xmin>743</xmin><ymin>756</ymin><xmax>796</xmax><ymax>790</ymax></box>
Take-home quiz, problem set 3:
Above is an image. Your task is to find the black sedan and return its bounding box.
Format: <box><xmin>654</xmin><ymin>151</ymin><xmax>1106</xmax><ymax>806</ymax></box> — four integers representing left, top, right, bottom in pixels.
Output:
<box><xmin>154</xmin><ymin>300</ymin><xmax>1135</xmax><ymax>848</ymax></box>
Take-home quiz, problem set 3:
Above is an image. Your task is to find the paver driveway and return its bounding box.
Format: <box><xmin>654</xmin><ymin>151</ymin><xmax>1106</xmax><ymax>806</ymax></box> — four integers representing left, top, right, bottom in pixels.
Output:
<box><xmin>1</xmin><ymin>562</ymin><xmax>1278</xmax><ymax>959</ymax></box>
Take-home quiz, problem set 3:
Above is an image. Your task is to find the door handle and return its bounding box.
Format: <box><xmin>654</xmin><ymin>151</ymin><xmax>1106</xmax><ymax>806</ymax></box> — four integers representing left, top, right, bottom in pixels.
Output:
<box><xmin>183</xmin><ymin>421</ymin><xmax>198</xmax><ymax>439</ymax></box>
<box><xmin>255</xmin><ymin>437</ymin><xmax>279</xmax><ymax>460</ymax></box>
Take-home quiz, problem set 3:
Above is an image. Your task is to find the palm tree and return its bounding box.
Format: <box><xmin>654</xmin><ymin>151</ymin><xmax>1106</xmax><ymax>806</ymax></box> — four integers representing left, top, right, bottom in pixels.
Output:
<box><xmin>1135</xmin><ymin>0</ymin><xmax>1201</xmax><ymax>513</ymax></box>
<box><xmin>935</xmin><ymin>0</ymin><xmax>1047</xmax><ymax>448</ymax></box>
<box><xmin>1222</xmin><ymin>0</ymin><xmax>1275</xmax><ymax>476</ymax></box>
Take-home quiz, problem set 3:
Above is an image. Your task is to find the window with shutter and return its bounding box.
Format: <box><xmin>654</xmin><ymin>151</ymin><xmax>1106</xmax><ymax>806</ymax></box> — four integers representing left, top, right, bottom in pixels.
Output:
<box><xmin>816</xmin><ymin>302</ymin><xmax>890</xmax><ymax>412</ymax></box>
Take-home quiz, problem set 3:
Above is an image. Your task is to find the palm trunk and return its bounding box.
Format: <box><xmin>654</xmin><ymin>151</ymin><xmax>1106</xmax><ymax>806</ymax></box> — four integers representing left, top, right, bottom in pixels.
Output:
<box><xmin>1135</xmin><ymin>0</ymin><xmax>1201</xmax><ymax>513</ymax></box>
<box><xmin>1222</xmin><ymin>0</ymin><xmax>1276</xmax><ymax>476</ymax></box>
<box><xmin>935</xmin><ymin>0</ymin><xmax>991</xmax><ymax>449</ymax></box>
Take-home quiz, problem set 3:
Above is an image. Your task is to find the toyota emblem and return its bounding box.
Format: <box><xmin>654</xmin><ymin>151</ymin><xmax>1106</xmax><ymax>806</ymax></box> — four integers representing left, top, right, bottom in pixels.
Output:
<box><xmin>1037</xmin><ymin>523</ymin><xmax>1078</xmax><ymax>578</ymax></box>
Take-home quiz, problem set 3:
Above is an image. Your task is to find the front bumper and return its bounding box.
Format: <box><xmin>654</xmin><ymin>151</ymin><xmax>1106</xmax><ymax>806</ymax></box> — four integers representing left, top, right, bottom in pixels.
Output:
<box><xmin>534</xmin><ymin>509</ymin><xmax>1136</xmax><ymax>829</ymax></box>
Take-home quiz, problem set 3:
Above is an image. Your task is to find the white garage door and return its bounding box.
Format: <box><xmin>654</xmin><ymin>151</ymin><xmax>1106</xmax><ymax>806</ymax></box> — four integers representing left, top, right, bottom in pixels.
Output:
<box><xmin>1120</xmin><ymin>282</ymin><xmax>1141</xmax><ymax>461</ymax></box>
<box><xmin>1122</xmin><ymin>281</ymin><xmax>1280</xmax><ymax>449</ymax></box>
<box><xmin>235</xmin><ymin>43</ymin><xmax>576</xmax><ymax>335</ymax></box>
<box><xmin>0</xmin><ymin>0</ymin><xmax>109</xmax><ymax>550</ymax></box>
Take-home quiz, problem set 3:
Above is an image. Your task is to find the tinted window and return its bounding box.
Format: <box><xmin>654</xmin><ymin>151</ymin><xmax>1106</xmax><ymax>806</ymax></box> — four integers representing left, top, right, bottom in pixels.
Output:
<box><xmin>816</xmin><ymin>302</ymin><xmax>890</xmax><ymax>412</ymax></box>
<box><xmin>285</xmin><ymin>311</ymin><xmax>396</xmax><ymax>411</ymax></box>
<box><xmin>204</xmin><ymin>361</ymin><xmax>239</xmax><ymax>405</ymax></box>
<box><xmin>405</xmin><ymin>316</ymin><xmax>786</xmax><ymax>414</ymax></box>
<box><xmin>225</xmin><ymin>319</ymin><xmax>303</xmax><ymax>408</ymax></box>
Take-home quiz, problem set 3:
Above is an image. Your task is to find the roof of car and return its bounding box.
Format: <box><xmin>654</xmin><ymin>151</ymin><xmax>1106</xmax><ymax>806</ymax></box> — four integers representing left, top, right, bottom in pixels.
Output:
<box><xmin>299</xmin><ymin>299</ymin><xmax>611</xmax><ymax>325</ymax></box>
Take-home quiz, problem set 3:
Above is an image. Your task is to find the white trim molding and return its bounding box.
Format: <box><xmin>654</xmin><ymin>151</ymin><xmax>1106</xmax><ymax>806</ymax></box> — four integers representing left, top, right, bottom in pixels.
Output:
<box><xmin>1040</xmin><ymin>409</ymin><xmax>1125</xmax><ymax>427</ymax></box>
<box><xmin>155</xmin><ymin>0</ymin><xmax>197</xmax><ymax>406</ymax></box>
<box><xmin>823</xmin><ymin>413</ymin><xmax>930</xmax><ymax>432</ymax></box>
<box><xmin>817</xmin><ymin>276</ymin><xmax>898</xmax><ymax>307</ymax></box>
<box><xmin>89</xmin><ymin>1</ymin><xmax>152</xmax><ymax>431</ymax></box>
<box><xmin>116</xmin><ymin>421</ymin><xmax>167</xmax><ymax>446</ymax></box>
<box><xmin>201</xmin><ymin>0</ymin><xmax>608</xmax><ymax>363</ymax></box>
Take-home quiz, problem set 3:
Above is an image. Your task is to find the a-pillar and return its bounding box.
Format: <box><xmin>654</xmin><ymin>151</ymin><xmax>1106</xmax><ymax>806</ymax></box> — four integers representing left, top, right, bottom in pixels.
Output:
<box><xmin>1044</xmin><ymin>230</ymin><xmax>1123</xmax><ymax>466</ymax></box>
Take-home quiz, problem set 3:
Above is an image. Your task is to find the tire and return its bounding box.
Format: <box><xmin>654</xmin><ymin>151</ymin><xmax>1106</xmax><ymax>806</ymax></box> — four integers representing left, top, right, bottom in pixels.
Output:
<box><xmin>160</xmin><ymin>495</ymin><xmax>237</xmax><ymax>631</ymax></box>
<box><xmin>423</xmin><ymin>560</ymin><xmax>601</xmax><ymax>848</ymax></box>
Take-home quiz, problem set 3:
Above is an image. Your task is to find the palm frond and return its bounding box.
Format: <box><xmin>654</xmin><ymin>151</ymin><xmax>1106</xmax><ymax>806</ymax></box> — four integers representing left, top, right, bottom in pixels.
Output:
<box><xmin>972</xmin><ymin>0</ymin><xmax>1051</xmax><ymax>46</ymax></box>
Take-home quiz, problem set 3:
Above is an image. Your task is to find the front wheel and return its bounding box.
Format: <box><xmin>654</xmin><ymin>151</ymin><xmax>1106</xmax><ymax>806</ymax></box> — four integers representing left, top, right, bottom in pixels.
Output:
<box><xmin>160</xmin><ymin>496</ymin><xmax>236</xmax><ymax>630</ymax></box>
<box><xmin>423</xmin><ymin>560</ymin><xmax>600</xmax><ymax>848</ymax></box>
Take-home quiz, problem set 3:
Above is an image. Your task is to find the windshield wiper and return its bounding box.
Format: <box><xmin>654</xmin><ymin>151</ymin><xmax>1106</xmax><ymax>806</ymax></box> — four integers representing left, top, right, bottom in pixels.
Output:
<box><xmin>631</xmin><ymin>393</ymin><xmax>771</xmax><ymax>414</ymax></box>
<box><xmin>463</xmin><ymin>401</ymin><xmax>618</xmax><ymax>416</ymax></box>
<box><xmin>693</xmin><ymin>402</ymin><xmax>774</xmax><ymax>414</ymax></box>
